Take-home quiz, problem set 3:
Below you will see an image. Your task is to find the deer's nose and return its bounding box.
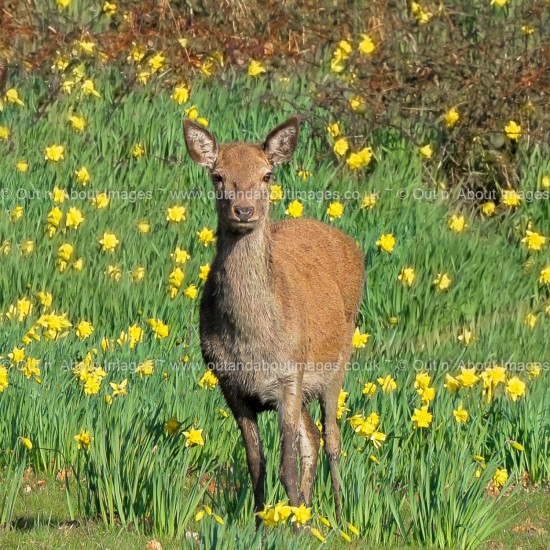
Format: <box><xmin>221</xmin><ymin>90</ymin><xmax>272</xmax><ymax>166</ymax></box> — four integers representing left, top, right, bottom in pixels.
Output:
<box><xmin>234</xmin><ymin>205</ymin><xmax>254</xmax><ymax>222</ymax></box>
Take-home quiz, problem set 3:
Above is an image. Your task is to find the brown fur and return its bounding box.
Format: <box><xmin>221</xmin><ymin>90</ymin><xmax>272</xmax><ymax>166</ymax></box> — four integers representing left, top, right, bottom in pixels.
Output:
<box><xmin>183</xmin><ymin>116</ymin><xmax>364</xmax><ymax>524</ymax></box>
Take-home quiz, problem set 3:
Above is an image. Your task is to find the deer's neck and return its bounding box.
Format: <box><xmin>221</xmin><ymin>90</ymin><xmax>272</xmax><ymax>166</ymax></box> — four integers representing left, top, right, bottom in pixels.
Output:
<box><xmin>213</xmin><ymin>223</ymin><xmax>279</xmax><ymax>328</ymax></box>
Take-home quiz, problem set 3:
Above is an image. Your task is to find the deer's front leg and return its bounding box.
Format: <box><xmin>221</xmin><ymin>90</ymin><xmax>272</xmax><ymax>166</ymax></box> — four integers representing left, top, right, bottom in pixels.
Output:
<box><xmin>238</xmin><ymin>414</ymin><xmax>266</xmax><ymax>526</ymax></box>
<box><xmin>278</xmin><ymin>369</ymin><xmax>303</xmax><ymax>508</ymax></box>
<box><xmin>224</xmin><ymin>393</ymin><xmax>266</xmax><ymax>527</ymax></box>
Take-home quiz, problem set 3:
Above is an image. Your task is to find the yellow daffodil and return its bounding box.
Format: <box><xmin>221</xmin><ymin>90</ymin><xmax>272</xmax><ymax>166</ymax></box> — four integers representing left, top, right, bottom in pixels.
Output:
<box><xmin>444</xmin><ymin>107</ymin><xmax>459</xmax><ymax>128</ymax></box>
<box><xmin>197</xmin><ymin>227</ymin><xmax>215</xmax><ymax>246</ymax></box>
<box><xmin>184</xmin><ymin>284</ymin><xmax>198</xmax><ymax>299</ymax></box>
<box><xmin>504</xmin><ymin>120</ymin><xmax>521</xmax><ymax>140</ymax></box>
<box><xmin>198</xmin><ymin>370</ymin><xmax>218</xmax><ymax>389</ymax></box>
<box><xmin>166</xmin><ymin>205</ymin><xmax>186</xmax><ymax>223</ymax></box>
<box><xmin>75</xmin><ymin>166</ymin><xmax>90</xmax><ymax>185</ymax></box>
<box><xmin>433</xmin><ymin>272</ymin><xmax>452</xmax><ymax>291</ymax></box>
<box><xmin>352</xmin><ymin>328</ymin><xmax>369</xmax><ymax>348</ymax></box>
<box><xmin>183</xmin><ymin>427</ymin><xmax>204</xmax><ymax>447</ymax></box>
<box><xmin>172</xmin><ymin>84</ymin><xmax>189</xmax><ymax>104</ymax></box>
<box><xmin>285</xmin><ymin>200</ymin><xmax>303</xmax><ymax>218</ymax></box>
<box><xmin>398</xmin><ymin>267</ymin><xmax>416</xmax><ymax>287</ymax></box>
<box><xmin>361</xmin><ymin>193</ymin><xmax>378</xmax><ymax>209</ymax></box>
<box><xmin>81</xmin><ymin>79</ymin><xmax>100</xmax><ymax>97</ymax></box>
<box><xmin>109</xmin><ymin>378</ymin><xmax>128</xmax><ymax>397</ymax></box>
<box><xmin>522</xmin><ymin>230</ymin><xmax>546</xmax><ymax>251</ymax></box>
<box><xmin>358</xmin><ymin>34</ymin><xmax>375</xmax><ymax>54</ymax></box>
<box><xmin>411</xmin><ymin>2</ymin><xmax>433</xmax><ymax>23</ymax></box>
<box><xmin>148</xmin><ymin>53</ymin><xmax>165</xmax><ymax>71</ymax></box>
<box><xmin>347</xmin><ymin>147</ymin><xmax>373</xmax><ymax>169</ymax></box>
<box><xmin>419</xmin><ymin>144</ymin><xmax>433</xmax><ymax>159</ymax></box>
<box><xmin>502</xmin><ymin>189</ymin><xmax>521</xmax><ymax>207</ymax></box>
<box><xmin>136</xmin><ymin>220</ymin><xmax>150</xmax><ymax>233</ymax></box>
<box><xmin>135</xmin><ymin>360</ymin><xmax>154</xmax><ymax>377</ymax></box>
<box><xmin>327</xmin><ymin>122</ymin><xmax>340</xmax><ymax>137</ymax></box>
<box><xmin>270</xmin><ymin>184</ymin><xmax>283</xmax><ymax>202</ymax></box>
<box><xmin>99</xmin><ymin>232</ymin><xmax>119</xmax><ymax>251</ymax></box>
<box><xmin>333</xmin><ymin>137</ymin><xmax>349</xmax><ymax>157</ymax></box>
<box><xmin>349</xmin><ymin>96</ymin><xmax>364</xmax><ymax>111</ymax></box>
<box><xmin>458</xmin><ymin>328</ymin><xmax>474</xmax><ymax>346</ymax></box>
<box><xmin>453</xmin><ymin>405</ymin><xmax>469</xmax><ymax>423</ymax></box>
<box><xmin>45</xmin><ymin>145</ymin><xmax>65</xmax><ymax>162</ymax></box>
<box><xmin>68</xmin><ymin>114</ymin><xmax>86</xmax><ymax>132</ymax></box>
<box><xmin>5</xmin><ymin>88</ymin><xmax>25</xmax><ymax>107</ymax></box>
<box><xmin>75</xmin><ymin>320</ymin><xmax>94</xmax><ymax>339</ymax></box>
<box><xmin>132</xmin><ymin>143</ymin><xmax>145</xmax><ymax>157</ymax></box>
<box><xmin>74</xmin><ymin>429</ymin><xmax>92</xmax><ymax>449</ymax></box>
<box><xmin>493</xmin><ymin>468</ymin><xmax>508</xmax><ymax>487</ymax></box>
<box><xmin>456</xmin><ymin>367</ymin><xmax>479</xmax><ymax>388</ymax></box>
<box><xmin>411</xmin><ymin>405</ymin><xmax>432</xmax><ymax>428</ymax></box>
<box><xmin>103</xmin><ymin>1</ymin><xmax>116</xmax><ymax>15</ymax></box>
<box><xmin>326</xmin><ymin>201</ymin><xmax>344</xmax><ymax>221</ymax></box>
<box><xmin>199</xmin><ymin>264</ymin><xmax>211</xmax><ymax>282</ymax></box>
<box><xmin>376</xmin><ymin>233</ymin><xmax>396</xmax><ymax>253</ymax></box>
<box><xmin>449</xmin><ymin>214</ymin><xmax>467</xmax><ymax>232</ymax></box>
<box><xmin>248</xmin><ymin>60</ymin><xmax>266</xmax><ymax>77</ymax></box>
<box><xmin>147</xmin><ymin>318</ymin><xmax>170</xmax><ymax>338</ymax></box>
<box><xmin>377</xmin><ymin>375</ymin><xmax>397</xmax><ymax>394</ymax></box>
<box><xmin>482</xmin><ymin>201</ymin><xmax>496</xmax><ymax>216</ymax></box>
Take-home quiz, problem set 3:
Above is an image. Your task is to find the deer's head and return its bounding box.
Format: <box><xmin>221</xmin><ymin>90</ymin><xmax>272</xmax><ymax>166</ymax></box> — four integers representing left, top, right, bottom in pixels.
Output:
<box><xmin>183</xmin><ymin>116</ymin><xmax>300</xmax><ymax>234</ymax></box>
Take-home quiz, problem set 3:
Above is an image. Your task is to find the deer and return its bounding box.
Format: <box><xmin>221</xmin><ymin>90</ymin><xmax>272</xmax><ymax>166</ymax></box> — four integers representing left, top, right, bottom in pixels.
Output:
<box><xmin>183</xmin><ymin>115</ymin><xmax>364</xmax><ymax>526</ymax></box>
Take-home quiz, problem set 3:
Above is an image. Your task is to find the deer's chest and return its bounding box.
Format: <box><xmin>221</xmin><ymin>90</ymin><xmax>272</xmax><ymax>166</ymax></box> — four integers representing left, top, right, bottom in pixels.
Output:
<box><xmin>199</xmin><ymin>290</ymin><xmax>293</xmax><ymax>405</ymax></box>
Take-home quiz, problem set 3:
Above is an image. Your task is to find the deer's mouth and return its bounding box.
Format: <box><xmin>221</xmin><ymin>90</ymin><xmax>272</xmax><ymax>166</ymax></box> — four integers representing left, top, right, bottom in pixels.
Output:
<box><xmin>227</xmin><ymin>218</ymin><xmax>259</xmax><ymax>233</ymax></box>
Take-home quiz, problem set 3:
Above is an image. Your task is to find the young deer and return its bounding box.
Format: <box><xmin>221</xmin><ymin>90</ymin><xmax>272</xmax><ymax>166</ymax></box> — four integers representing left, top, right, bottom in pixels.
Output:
<box><xmin>183</xmin><ymin>116</ymin><xmax>364</xmax><ymax>524</ymax></box>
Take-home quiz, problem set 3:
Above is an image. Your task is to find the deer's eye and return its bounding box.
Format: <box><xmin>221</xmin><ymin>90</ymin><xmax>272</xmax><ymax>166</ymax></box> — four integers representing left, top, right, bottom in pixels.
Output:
<box><xmin>263</xmin><ymin>172</ymin><xmax>272</xmax><ymax>183</ymax></box>
<box><xmin>212</xmin><ymin>174</ymin><xmax>223</xmax><ymax>185</ymax></box>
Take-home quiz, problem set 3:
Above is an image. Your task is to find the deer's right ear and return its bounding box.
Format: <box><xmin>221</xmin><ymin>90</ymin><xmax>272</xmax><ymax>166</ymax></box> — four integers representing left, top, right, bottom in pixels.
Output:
<box><xmin>183</xmin><ymin>119</ymin><xmax>218</xmax><ymax>170</ymax></box>
<box><xmin>263</xmin><ymin>115</ymin><xmax>300</xmax><ymax>166</ymax></box>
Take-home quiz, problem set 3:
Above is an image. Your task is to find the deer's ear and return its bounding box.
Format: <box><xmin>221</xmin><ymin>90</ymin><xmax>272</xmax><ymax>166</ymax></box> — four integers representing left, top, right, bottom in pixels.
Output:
<box><xmin>263</xmin><ymin>115</ymin><xmax>300</xmax><ymax>166</ymax></box>
<box><xmin>183</xmin><ymin>119</ymin><xmax>218</xmax><ymax>170</ymax></box>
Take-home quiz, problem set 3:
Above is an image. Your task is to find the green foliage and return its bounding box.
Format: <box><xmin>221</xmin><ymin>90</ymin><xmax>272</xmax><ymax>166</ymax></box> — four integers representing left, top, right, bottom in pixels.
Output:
<box><xmin>0</xmin><ymin>445</ymin><xmax>27</xmax><ymax>527</ymax></box>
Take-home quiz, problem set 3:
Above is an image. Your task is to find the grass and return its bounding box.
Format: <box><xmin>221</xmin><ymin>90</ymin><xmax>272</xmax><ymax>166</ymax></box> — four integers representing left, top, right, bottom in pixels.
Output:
<box><xmin>1</xmin><ymin>473</ymin><xmax>548</xmax><ymax>549</ymax></box>
<box><xmin>0</xmin><ymin>68</ymin><xmax>548</xmax><ymax>548</ymax></box>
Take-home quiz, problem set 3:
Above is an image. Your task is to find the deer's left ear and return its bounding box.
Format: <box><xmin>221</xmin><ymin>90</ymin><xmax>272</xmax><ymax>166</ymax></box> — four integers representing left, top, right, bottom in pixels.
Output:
<box><xmin>263</xmin><ymin>115</ymin><xmax>300</xmax><ymax>166</ymax></box>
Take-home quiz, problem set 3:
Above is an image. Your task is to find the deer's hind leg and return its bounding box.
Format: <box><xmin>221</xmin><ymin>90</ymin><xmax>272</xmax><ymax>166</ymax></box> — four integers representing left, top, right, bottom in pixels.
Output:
<box><xmin>320</xmin><ymin>345</ymin><xmax>351</xmax><ymax>523</ymax></box>
<box><xmin>278</xmin><ymin>372</ymin><xmax>303</xmax><ymax>509</ymax></box>
<box><xmin>299</xmin><ymin>407</ymin><xmax>321</xmax><ymax>505</ymax></box>
<box><xmin>320</xmin><ymin>393</ymin><xmax>343</xmax><ymax>523</ymax></box>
